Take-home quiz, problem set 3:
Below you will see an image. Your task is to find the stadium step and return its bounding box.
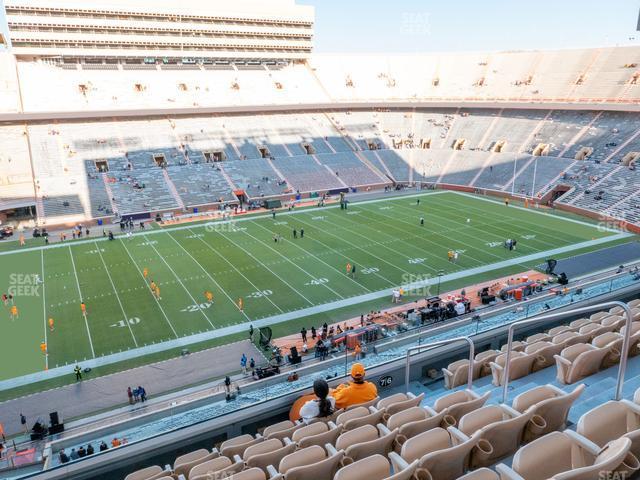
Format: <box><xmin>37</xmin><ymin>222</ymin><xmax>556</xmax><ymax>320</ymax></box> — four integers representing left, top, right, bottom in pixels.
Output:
<box><xmin>101</xmin><ymin>173</ymin><xmax>118</xmax><ymax>216</ymax></box>
<box><xmin>162</xmin><ymin>169</ymin><xmax>186</xmax><ymax>211</ymax></box>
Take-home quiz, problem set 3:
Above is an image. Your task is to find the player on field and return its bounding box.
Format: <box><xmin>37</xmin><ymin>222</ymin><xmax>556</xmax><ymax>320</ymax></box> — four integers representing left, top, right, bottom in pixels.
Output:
<box><xmin>447</xmin><ymin>250</ymin><xmax>454</xmax><ymax>262</ymax></box>
<box><xmin>48</xmin><ymin>317</ymin><xmax>54</xmax><ymax>332</ymax></box>
<box><xmin>238</xmin><ymin>297</ymin><xmax>244</xmax><ymax>311</ymax></box>
<box><xmin>40</xmin><ymin>341</ymin><xmax>47</xmax><ymax>354</ymax></box>
<box><xmin>346</xmin><ymin>262</ymin><xmax>352</xmax><ymax>276</ymax></box>
<box><xmin>1</xmin><ymin>293</ymin><xmax>7</xmax><ymax>305</ymax></box>
<box><xmin>420</xmin><ymin>217</ymin><xmax>424</xmax><ymax>226</ymax></box>
<box><xmin>205</xmin><ymin>290</ymin><xmax>214</xmax><ymax>303</ymax></box>
<box><xmin>143</xmin><ymin>268</ymin><xmax>149</xmax><ymax>280</ymax></box>
<box><xmin>10</xmin><ymin>305</ymin><xmax>18</xmax><ymax>319</ymax></box>
<box><xmin>150</xmin><ymin>280</ymin><xmax>157</xmax><ymax>292</ymax></box>
<box><xmin>80</xmin><ymin>302</ymin><xmax>87</xmax><ymax>316</ymax></box>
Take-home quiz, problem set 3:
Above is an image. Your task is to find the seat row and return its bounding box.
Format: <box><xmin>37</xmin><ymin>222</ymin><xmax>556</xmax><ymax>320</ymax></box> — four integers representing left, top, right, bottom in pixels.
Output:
<box><xmin>444</xmin><ymin>301</ymin><xmax>640</xmax><ymax>389</ymax></box>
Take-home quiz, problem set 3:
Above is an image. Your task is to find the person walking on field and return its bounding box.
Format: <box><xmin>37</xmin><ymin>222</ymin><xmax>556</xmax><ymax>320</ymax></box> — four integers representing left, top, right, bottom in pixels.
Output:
<box><xmin>301</xmin><ymin>327</ymin><xmax>307</xmax><ymax>343</ymax></box>
<box><xmin>74</xmin><ymin>365</ymin><xmax>82</xmax><ymax>381</ymax></box>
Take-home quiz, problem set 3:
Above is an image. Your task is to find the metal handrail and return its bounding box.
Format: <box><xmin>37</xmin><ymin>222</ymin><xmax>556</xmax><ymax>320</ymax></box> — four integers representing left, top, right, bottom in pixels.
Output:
<box><xmin>405</xmin><ymin>336</ymin><xmax>475</xmax><ymax>393</ymax></box>
<box><xmin>501</xmin><ymin>300</ymin><xmax>632</xmax><ymax>403</ymax></box>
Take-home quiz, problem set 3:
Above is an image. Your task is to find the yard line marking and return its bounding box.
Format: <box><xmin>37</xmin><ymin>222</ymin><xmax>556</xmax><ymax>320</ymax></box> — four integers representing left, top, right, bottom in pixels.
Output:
<box><xmin>145</xmin><ymin>234</ymin><xmax>222</xmax><ymax>328</ymax></box>
<box><xmin>236</xmin><ymin>227</ymin><xmax>346</xmax><ymax>299</ymax></box>
<box><xmin>119</xmin><ymin>241</ymin><xmax>179</xmax><ymax>339</ymax></box>
<box><xmin>205</xmin><ymin>228</ymin><xmax>315</xmax><ymax>306</ymax></box>
<box><xmin>40</xmin><ymin>250</ymin><xmax>48</xmax><ymax>371</ymax></box>
<box><xmin>183</xmin><ymin>229</ymin><xmax>285</xmax><ymax>313</ymax></box>
<box><xmin>94</xmin><ymin>242</ymin><xmax>139</xmax><ymax>347</ymax></box>
<box><xmin>250</xmin><ymin>220</ymin><xmax>372</xmax><ymax>293</ymax></box>
<box><xmin>68</xmin><ymin>246</ymin><xmax>96</xmax><ymax>358</ymax></box>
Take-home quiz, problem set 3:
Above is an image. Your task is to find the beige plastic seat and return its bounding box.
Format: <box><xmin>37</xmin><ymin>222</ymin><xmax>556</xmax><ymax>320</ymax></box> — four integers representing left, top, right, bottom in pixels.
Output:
<box><xmin>621</xmin><ymin>322</ymin><xmax>640</xmax><ymax>357</ymax></box>
<box><xmin>547</xmin><ymin>325</ymin><xmax>573</xmax><ymax>337</ymax></box>
<box><xmin>345</xmin><ymin>396</ymin><xmax>379</xmax><ymax>411</ymax></box>
<box><xmin>385</xmin><ymin>405</ymin><xmax>447</xmax><ymax>441</ymax></box>
<box><xmin>334</xmin><ymin>453</ymin><xmax>418</xmax><ymax>480</ymax></box>
<box><xmin>383</xmin><ymin>393</ymin><xmax>425</xmax><ymax>417</ymax></box>
<box><xmin>474</xmin><ymin>349</ymin><xmax>501</xmax><ymax>378</ymax></box>
<box><xmin>590</xmin><ymin>311</ymin><xmax>611</xmax><ymax>322</ymax></box>
<box><xmin>526</xmin><ymin>332</ymin><xmax>551</xmax><ymax>344</ymax></box>
<box><xmin>500</xmin><ymin>340</ymin><xmax>527</xmax><ymax>352</ymax></box>
<box><xmin>512</xmin><ymin>384</ymin><xmax>585</xmax><ymax>442</ymax></box>
<box><xmin>391</xmin><ymin>426</ymin><xmax>481</xmax><ymax>480</ymax></box>
<box><xmin>495</xmin><ymin>431</ymin><xmax>639</xmax><ymax>480</ymax></box>
<box><xmin>457</xmin><ymin>468</ymin><xmax>499</xmax><ymax>480</ymax></box>
<box><xmin>524</xmin><ymin>341</ymin><xmax>564</xmax><ymax>372</ymax></box>
<box><xmin>124</xmin><ymin>466</ymin><xmax>169</xmax><ymax>480</ymax></box>
<box><xmin>610</xmin><ymin>305</ymin><xmax>626</xmax><ymax>316</ymax></box>
<box><xmin>245</xmin><ymin>440</ymin><xmax>296</xmax><ymax>474</ymax></box>
<box><xmin>174</xmin><ymin>449</ymin><xmax>219</xmax><ymax>478</ymax></box>
<box><xmin>298</xmin><ymin>423</ymin><xmax>343</xmax><ymax>450</ymax></box>
<box><xmin>628</xmin><ymin>299</ymin><xmax>640</xmax><ymax>309</ymax></box>
<box><xmin>601</xmin><ymin>315</ymin><xmax>626</xmax><ymax>331</ymax></box>
<box><xmin>592</xmin><ymin>331</ymin><xmax>624</xmax><ymax>367</ymax></box>
<box><xmin>432</xmin><ymin>390</ymin><xmax>490</xmax><ymax>426</ymax></box>
<box><xmin>377</xmin><ymin>393</ymin><xmax>408</xmax><ymax>410</ymax></box>
<box><xmin>579</xmin><ymin>322</ymin><xmax>615</xmax><ymax>340</ymax></box>
<box><xmin>490</xmin><ymin>351</ymin><xmax>536</xmax><ymax>386</ymax></box>
<box><xmin>569</xmin><ymin>318</ymin><xmax>592</xmax><ymax>330</ymax></box>
<box><xmin>457</xmin><ymin>404</ymin><xmax>535</xmax><ymax>468</ymax></box>
<box><xmin>551</xmin><ymin>330</ymin><xmax>590</xmax><ymax>347</ymax></box>
<box><xmin>291</xmin><ymin>422</ymin><xmax>329</xmax><ymax>443</ymax></box>
<box><xmin>335</xmin><ymin>406</ymin><xmax>384</xmax><ymax>431</ymax></box>
<box><xmin>189</xmin><ymin>456</ymin><xmax>243</xmax><ymax>480</ymax></box>
<box><xmin>577</xmin><ymin>400</ymin><xmax>640</xmax><ymax>457</ymax></box>
<box><xmin>443</xmin><ymin>359</ymin><xmax>474</xmax><ymax>389</ymax></box>
<box><xmin>269</xmin><ymin>445</ymin><xmax>344</xmax><ymax>480</ymax></box>
<box><xmin>227</xmin><ymin>468</ymin><xmax>266</xmax><ymax>480</ymax></box>
<box><xmin>554</xmin><ymin>343</ymin><xmax>610</xmax><ymax>384</ymax></box>
<box><xmin>263</xmin><ymin>420</ymin><xmax>295</xmax><ymax>438</ymax></box>
<box><xmin>264</xmin><ymin>421</ymin><xmax>305</xmax><ymax>441</ymax></box>
<box><xmin>335</xmin><ymin>424</ymin><xmax>397</xmax><ymax>462</ymax></box>
<box><xmin>220</xmin><ymin>434</ymin><xmax>263</xmax><ymax>458</ymax></box>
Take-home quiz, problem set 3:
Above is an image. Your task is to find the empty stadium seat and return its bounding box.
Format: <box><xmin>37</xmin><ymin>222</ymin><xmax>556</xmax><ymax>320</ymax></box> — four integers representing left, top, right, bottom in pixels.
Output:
<box><xmin>391</xmin><ymin>426</ymin><xmax>482</xmax><ymax>480</ymax></box>
<box><xmin>592</xmin><ymin>331</ymin><xmax>624</xmax><ymax>367</ymax></box>
<box><xmin>189</xmin><ymin>456</ymin><xmax>243</xmax><ymax>480</ymax></box>
<box><xmin>551</xmin><ymin>330</ymin><xmax>591</xmax><ymax>347</ymax></box>
<box><xmin>124</xmin><ymin>465</ymin><xmax>171</xmax><ymax>480</ymax></box>
<box><xmin>457</xmin><ymin>404</ymin><xmax>535</xmax><ymax>468</ymax></box>
<box><xmin>268</xmin><ymin>445</ymin><xmax>344</xmax><ymax>480</ymax></box>
<box><xmin>297</xmin><ymin>423</ymin><xmax>343</xmax><ymax>450</ymax></box>
<box><xmin>457</xmin><ymin>468</ymin><xmax>499</xmax><ymax>480</ymax></box>
<box><xmin>554</xmin><ymin>343</ymin><xmax>611</xmax><ymax>384</ymax></box>
<box><xmin>577</xmin><ymin>400</ymin><xmax>640</xmax><ymax>457</ymax></box>
<box><xmin>496</xmin><ymin>432</ymin><xmax>639</xmax><ymax>480</ymax></box>
<box><xmin>336</xmin><ymin>407</ymin><xmax>385</xmax><ymax>431</ymax></box>
<box><xmin>432</xmin><ymin>390</ymin><xmax>490</xmax><ymax>425</ymax></box>
<box><xmin>334</xmin><ymin>424</ymin><xmax>397</xmax><ymax>462</ymax></box>
<box><xmin>378</xmin><ymin>393</ymin><xmax>424</xmax><ymax>417</ymax></box>
<box><xmin>490</xmin><ymin>351</ymin><xmax>537</xmax><ymax>386</ymax></box>
<box><xmin>524</xmin><ymin>341</ymin><xmax>564</xmax><ymax>372</ymax></box>
<box><xmin>385</xmin><ymin>406</ymin><xmax>448</xmax><ymax>441</ymax></box>
<box><xmin>245</xmin><ymin>439</ymin><xmax>297</xmax><ymax>474</ymax></box>
<box><xmin>443</xmin><ymin>351</ymin><xmax>499</xmax><ymax>389</ymax></box>
<box><xmin>221</xmin><ymin>434</ymin><xmax>263</xmax><ymax>458</ymax></box>
<box><xmin>511</xmin><ymin>384</ymin><xmax>585</xmax><ymax>442</ymax></box>
<box><xmin>333</xmin><ymin>453</ymin><xmax>417</xmax><ymax>480</ymax></box>
<box><xmin>174</xmin><ymin>449</ymin><xmax>219</xmax><ymax>478</ymax></box>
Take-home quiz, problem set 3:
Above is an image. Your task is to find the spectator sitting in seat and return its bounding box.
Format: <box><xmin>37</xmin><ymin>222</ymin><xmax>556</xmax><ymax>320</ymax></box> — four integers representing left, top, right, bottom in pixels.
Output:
<box><xmin>332</xmin><ymin>363</ymin><xmax>377</xmax><ymax>409</ymax></box>
<box><xmin>299</xmin><ymin>379</ymin><xmax>335</xmax><ymax>424</ymax></box>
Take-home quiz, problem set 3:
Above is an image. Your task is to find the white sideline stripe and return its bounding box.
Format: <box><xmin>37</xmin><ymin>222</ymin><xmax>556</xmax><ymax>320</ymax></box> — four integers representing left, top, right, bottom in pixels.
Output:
<box><xmin>68</xmin><ymin>246</ymin><xmax>96</xmax><ymax>358</ymax></box>
<box><xmin>0</xmin><ymin>191</ymin><xmax>451</xmax><ymax>257</ymax></box>
<box><xmin>1</xmin><ymin>231</ymin><xmax>629</xmax><ymax>391</ymax></box>
<box><xmin>40</xmin><ymin>250</ymin><xmax>48</xmax><ymax>371</ymax></box>
<box><xmin>95</xmin><ymin>241</ymin><xmax>139</xmax><ymax>347</ymax></box>
<box><xmin>119</xmin><ymin>240</ymin><xmax>179</xmax><ymax>339</ymax></box>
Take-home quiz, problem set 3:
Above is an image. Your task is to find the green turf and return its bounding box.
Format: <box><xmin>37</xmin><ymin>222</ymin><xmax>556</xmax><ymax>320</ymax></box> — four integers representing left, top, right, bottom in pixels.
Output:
<box><xmin>0</xmin><ymin>191</ymin><xmax>625</xmax><ymax>382</ymax></box>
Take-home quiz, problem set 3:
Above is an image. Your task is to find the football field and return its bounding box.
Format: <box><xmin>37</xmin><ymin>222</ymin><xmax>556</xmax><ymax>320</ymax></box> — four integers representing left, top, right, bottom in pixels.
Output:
<box><xmin>0</xmin><ymin>191</ymin><xmax>624</xmax><ymax>381</ymax></box>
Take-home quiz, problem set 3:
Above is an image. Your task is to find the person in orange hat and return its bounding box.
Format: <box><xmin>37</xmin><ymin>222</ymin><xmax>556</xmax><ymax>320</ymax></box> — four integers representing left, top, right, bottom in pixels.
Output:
<box><xmin>331</xmin><ymin>363</ymin><xmax>378</xmax><ymax>410</ymax></box>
